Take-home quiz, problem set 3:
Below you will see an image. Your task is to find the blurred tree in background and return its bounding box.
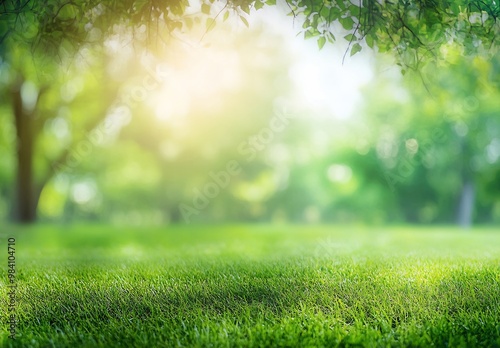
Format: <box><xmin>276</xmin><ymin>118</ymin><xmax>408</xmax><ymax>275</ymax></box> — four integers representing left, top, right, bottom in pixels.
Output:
<box><xmin>350</xmin><ymin>53</ymin><xmax>500</xmax><ymax>226</ymax></box>
<box><xmin>1</xmin><ymin>0</ymin><xmax>499</xmax><ymax>225</ymax></box>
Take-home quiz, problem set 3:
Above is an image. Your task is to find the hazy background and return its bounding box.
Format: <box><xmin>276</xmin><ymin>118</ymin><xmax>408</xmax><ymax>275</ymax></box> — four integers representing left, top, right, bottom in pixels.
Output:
<box><xmin>1</xmin><ymin>4</ymin><xmax>499</xmax><ymax>227</ymax></box>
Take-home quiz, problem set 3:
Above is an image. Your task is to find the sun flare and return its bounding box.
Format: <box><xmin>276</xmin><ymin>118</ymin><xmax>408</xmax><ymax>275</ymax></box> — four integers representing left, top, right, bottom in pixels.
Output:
<box><xmin>152</xmin><ymin>43</ymin><xmax>242</xmax><ymax>122</ymax></box>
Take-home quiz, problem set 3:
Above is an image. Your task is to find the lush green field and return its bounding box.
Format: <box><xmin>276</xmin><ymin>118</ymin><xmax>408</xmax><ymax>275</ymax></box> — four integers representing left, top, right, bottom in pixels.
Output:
<box><xmin>1</xmin><ymin>225</ymin><xmax>500</xmax><ymax>347</ymax></box>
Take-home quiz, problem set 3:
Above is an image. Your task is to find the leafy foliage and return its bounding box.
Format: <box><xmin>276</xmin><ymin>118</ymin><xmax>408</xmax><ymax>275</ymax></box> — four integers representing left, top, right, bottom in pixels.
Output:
<box><xmin>2</xmin><ymin>0</ymin><xmax>500</xmax><ymax>67</ymax></box>
<box><xmin>1</xmin><ymin>0</ymin><xmax>500</xmax><ymax>224</ymax></box>
<box><xmin>289</xmin><ymin>0</ymin><xmax>500</xmax><ymax>67</ymax></box>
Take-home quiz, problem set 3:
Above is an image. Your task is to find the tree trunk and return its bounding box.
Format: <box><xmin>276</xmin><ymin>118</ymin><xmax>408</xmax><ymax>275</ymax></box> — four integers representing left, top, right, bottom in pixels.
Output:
<box><xmin>457</xmin><ymin>179</ymin><xmax>475</xmax><ymax>228</ymax></box>
<box><xmin>455</xmin><ymin>133</ymin><xmax>475</xmax><ymax>229</ymax></box>
<box><xmin>12</xmin><ymin>78</ymin><xmax>37</xmax><ymax>223</ymax></box>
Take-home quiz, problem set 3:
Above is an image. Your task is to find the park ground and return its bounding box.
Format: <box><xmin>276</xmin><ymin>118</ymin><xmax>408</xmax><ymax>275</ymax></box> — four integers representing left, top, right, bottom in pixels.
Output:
<box><xmin>1</xmin><ymin>224</ymin><xmax>500</xmax><ymax>347</ymax></box>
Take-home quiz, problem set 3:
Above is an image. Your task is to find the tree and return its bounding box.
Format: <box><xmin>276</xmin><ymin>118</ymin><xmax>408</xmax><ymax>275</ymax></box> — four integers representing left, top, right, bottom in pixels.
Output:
<box><xmin>2</xmin><ymin>0</ymin><xmax>498</xmax><ymax>64</ymax></box>
<box><xmin>352</xmin><ymin>52</ymin><xmax>500</xmax><ymax>226</ymax></box>
<box><xmin>1</xmin><ymin>45</ymin><xmax>124</xmax><ymax>222</ymax></box>
<box><xmin>1</xmin><ymin>0</ymin><xmax>499</xmax><ymax>222</ymax></box>
<box><xmin>1</xmin><ymin>1</ymin><xmax>185</xmax><ymax>222</ymax></box>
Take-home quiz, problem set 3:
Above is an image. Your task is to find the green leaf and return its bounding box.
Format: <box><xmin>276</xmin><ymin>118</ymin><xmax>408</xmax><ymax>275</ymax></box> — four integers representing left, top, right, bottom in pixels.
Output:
<box><xmin>335</xmin><ymin>0</ymin><xmax>346</xmax><ymax>10</ymax></box>
<box><xmin>255</xmin><ymin>1</ymin><xmax>264</xmax><ymax>10</ymax></box>
<box><xmin>22</xmin><ymin>22</ymin><xmax>39</xmax><ymax>40</ymax></box>
<box><xmin>241</xmin><ymin>4</ymin><xmax>250</xmax><ymax>14</ymax></box>
<box><xmin>56</xmin><ymin>3</ymin><xmax>78</xmax><ymax>20</ymax></box>
<box><xmin>339</xmin><ymin>16</ymin><xmax>354</xmax><ymax>30</ymax></box>
<box><xmin>347</xmin><ymin>5</ymin><xmax>359</xmax><ymax>15</ymax></box>
<box><xmin>304</xmin><ymin>29</ymin><xmax>314</xmax><ymax>39</ymax></box>
<box><xmin>223</xmin><ymin>11</ymin><xmax>230</xmax><ymax>21</ymax></box>
<box><xmin>344</xmin><ymin>34</ymin><xmax>355</xmax><ymax>41</ymax></box>
<box><xmin>311</xmin><ymin>13</ymin><xmax>319</xmax><ymax>27</ymax></box>
<box><xmin>265</xmin><ymin>0</ymin><xmax>276</xmax><ymax>5</ymax></box>
<box><xmin>320</xmin><ymin>6</ymin><xmax>330</xmax><ymax>18</ymax></box>
<box><xmin>240</xmin><ymin>16</ymin><xmax>249</xmax><ymax>28</ymax></box>
<box><xmin>173</xmin><ymin>21</ymin><xmax>182</xmax><ymax>30</ymax></box>
<box><xmin>449</xmin><ymin>2</ymin><xmax>460</xmax><ymax>15</ymax></box>
<box><xmin>201</xmin><ymin>3</ymin><xmax>210</xmax><ymax>14</ymax></box>
<box><xmin>327</xmin><ymin>32</ymin><xmax>336</xmax><ymax>43</ymax></box>
<box><xmin>350</xmin><ymin>42</ymin><xmax>362</xmax><ymax>56</ymax></box>
<box><xmin>318</xmin><ymin>36</ymin><xmax>326</xmax><ymax>49</ymax></box>
<box><xmin>170</xmin><ymin>5</ymin><xmax>183</xmax><ymax>16</ymax></box>
<box><xmin>206</xmin><ymin>18</ymin><xmax>215</xmax><ymax>31</ymax></box>
<box><xmin>184</xmin><ymin>17</ymin><xmax>193</xmax><ymax>29</ymax></box>
<box><xmin>366</xmin><ymin>35</ymin><xmax>374</xmax><ymax>48</ymax></box>
<box><xmin>329</xmin><ymin>7</ymin><xmax>341</xmax><ymax>21</ymax></box>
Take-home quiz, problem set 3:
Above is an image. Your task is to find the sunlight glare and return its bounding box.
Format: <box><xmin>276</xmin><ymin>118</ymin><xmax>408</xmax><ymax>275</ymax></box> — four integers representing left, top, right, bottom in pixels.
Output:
<box><xmin>153</xmin><ymin>44</ymin><xmax>242</xmax><ymax>122</ymax></box>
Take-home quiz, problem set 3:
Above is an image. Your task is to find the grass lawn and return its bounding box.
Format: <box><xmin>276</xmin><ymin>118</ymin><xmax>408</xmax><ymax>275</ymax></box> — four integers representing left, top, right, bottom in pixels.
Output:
<box><xmin>1</xmin><ymin>224</ymin><xmax>500</xmax><ymax>347</ymax></box>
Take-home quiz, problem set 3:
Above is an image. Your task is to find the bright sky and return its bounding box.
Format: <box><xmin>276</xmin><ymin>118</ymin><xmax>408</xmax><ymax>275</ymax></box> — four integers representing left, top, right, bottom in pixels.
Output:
<box><xmin>250</xmin><ymin>2</ymin><xmax>375</xmax><ymax>119</ymax></box>
<box><xmin>152</xmin><ymin>0</ymin><xmax>375</xmax><ymax>122</ymax></box>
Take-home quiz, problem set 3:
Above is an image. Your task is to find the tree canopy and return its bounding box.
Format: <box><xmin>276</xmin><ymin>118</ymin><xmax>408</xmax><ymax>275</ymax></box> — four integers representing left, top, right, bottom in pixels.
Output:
<box><xmin>2</xmin><ymin>0</ymin><xmax>500</xmax><ymax>224</ymax></box>
<box><xmin>1</xmin><ymin>0</ymin><xmax>499</xmax><ymax>66</ymax></box>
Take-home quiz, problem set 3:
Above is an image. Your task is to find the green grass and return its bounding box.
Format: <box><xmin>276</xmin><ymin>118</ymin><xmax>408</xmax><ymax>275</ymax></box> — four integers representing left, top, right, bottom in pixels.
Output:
<box><xmin>1</xmin><ymin>225</ymin><xmax>500</xmax><ymax>347</ymax></box>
